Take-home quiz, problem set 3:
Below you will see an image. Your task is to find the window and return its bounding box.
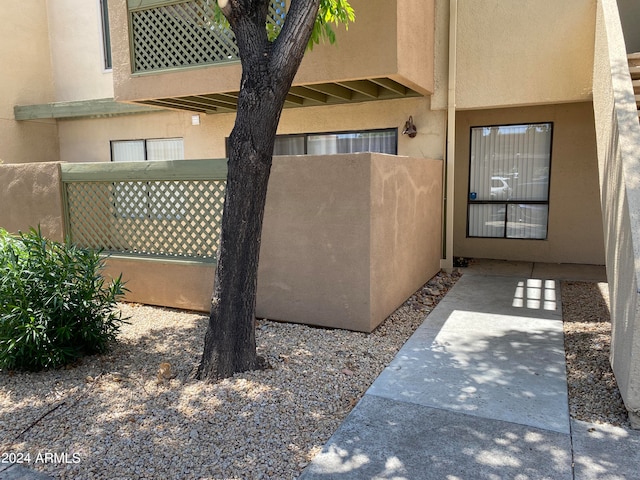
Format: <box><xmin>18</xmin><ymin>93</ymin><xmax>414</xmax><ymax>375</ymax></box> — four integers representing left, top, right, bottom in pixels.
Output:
<box><xmin>272</xmin><ymin>129</ymin><xmax>398</xmax><ymax>155</ymax></box>
<box><xmin>100</xmin><ymin>0</ymin><xmax>112</xmax><ymax>70</ymax></box>
<box><xmin>467</xmin><ymin>123</ymin><xmax>552</xmax><ymax>239</ymax></box>
<box><xmin>110</xmin><ymin>138</ymin><xmax>185</xmax><ymax>219</ymax></box>
<box><xmin>110</xmin><ymin>138</ymin><xmax>184</xmax><ymax>162</ymax></box>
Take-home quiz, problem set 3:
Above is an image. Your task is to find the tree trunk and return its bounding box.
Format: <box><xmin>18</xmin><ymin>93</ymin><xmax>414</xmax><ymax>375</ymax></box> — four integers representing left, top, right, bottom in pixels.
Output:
<box><xmin>197</xmin><ymin>0</ymin><xmax>320</xmax><ymax>381</ymax></box>
<box><xmin>196</xmin><ymin>85</ymin><xmax>281</xmax><ymax>380</ymax></box>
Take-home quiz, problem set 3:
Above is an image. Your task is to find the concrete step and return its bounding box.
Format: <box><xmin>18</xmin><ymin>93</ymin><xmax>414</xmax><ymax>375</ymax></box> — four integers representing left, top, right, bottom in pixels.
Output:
<box><xmin>634</xmin><ymin>79</ymin><xmax>640</xmax><ymax>94</ymax></box>
<box><xmin>630</xmin><ymin>66</ymin><xmax>640</xmax><ymax>80</ymax></box>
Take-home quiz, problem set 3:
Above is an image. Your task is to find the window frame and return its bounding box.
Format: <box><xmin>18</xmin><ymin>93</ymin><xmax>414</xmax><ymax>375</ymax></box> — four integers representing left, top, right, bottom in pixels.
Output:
<box><xmin>225</xmin><ymin>128</ymin><xmax>399</xmax><ymax>157</ymax></box>
<box><xmin>109</xmin><ymin>138</ymin><xmax>185</xmax><ymax>220</ymax></box>
<box><xmin>100</xmin><ymin>0</ymin><xmax>112</xmax><ymax>71</ymax></box>
<box><xmin>277</xmin><ymin>128</ymin><xmax>398</xmax><ymax>155</ymax></box>
<box><xmin>110</xmin><ymin>138</ymin><xmax>184</xmax><ymax>162</ymax></box>
<box><xmin>466</xmin><ymin>122</ymin><xmax>554</xmax><ymax>240</ymax></box>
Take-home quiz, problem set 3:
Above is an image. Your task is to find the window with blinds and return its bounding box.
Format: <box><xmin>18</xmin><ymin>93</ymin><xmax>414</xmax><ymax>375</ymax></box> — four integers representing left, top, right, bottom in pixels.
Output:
<box><xmin>110</xmin><ymin>138</ymin><xmax>185</xmax><ymax>219</ymax></box>
<box><xmin>272</xmin><ymin>129</ymin><xmax>398</xmax><ymax>156</ymax></box>
<box><xmin>467</xmin><ymin>123</ymin><xmax>552</xmax><ymax>240</ymax></box>
<box><xmin>111</xmin><ymin>138</ymin><xmax>184</xmax><ymax>162</ymax></box>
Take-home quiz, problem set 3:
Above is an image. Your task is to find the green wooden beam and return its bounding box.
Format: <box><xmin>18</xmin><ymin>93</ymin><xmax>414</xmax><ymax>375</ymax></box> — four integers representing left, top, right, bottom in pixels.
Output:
<box><xmin>14</xmin><ymin>98</ymin><xmax>164</xmax><ymax>121</ymax></box>
<box><xmin>338</xmin><ymin>80</ymin><xmax>380</xmax><ymax>99</ymax></box>
<box><xmin>305</xmin><ymin>83</ymin><xmax>353</xmax><ymax>101</ymax></box>
<box><xmin>14</xmin><ymin>77</ymin><xmax>421</xmax><ymax>121</ymax></box>
<box><xmin>370</xmin><ymin>78</ymin><xmax>407</xmax><ymax>96</ymax></box>
<box><xmin>288</xmin><ymin>86</ymin><xmax>328</xmax><ymax>104</ymax></box>
<box><xmin>60</xmin><ymin>158</ymin><xmax>228</xmax><ymax>183</ymax></box>
<box><xmin>139</xmin><ymin>98</ymin><xmax>212</xmax><ymax>114</ymax></box>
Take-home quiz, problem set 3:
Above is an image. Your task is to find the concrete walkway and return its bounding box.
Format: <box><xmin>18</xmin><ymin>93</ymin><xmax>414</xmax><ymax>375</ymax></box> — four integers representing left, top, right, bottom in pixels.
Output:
<box><xmin>300</xmin><ymin>261</ymin><xmax>640</xmax><ymax>479</ymax></box>
<box><xmin>3</xmin><ymin>261</ymin><xmax>640</xmax><ymax>479</ymax></box>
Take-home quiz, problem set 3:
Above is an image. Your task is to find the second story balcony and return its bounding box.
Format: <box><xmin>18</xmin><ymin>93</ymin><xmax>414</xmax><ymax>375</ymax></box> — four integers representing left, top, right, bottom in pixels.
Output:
<box><xmin>112</xmin><ymin>0</ymin><xmax>435</xmax><ymax>113</ymax></box>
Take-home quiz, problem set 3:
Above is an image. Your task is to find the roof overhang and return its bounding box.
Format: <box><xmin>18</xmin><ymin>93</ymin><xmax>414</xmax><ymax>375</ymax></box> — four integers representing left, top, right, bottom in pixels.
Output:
<box><xmin>14</xmin><ymin>98</ymin><xmax>163</xmax><ymax>121</ymax></box>
<box><xmin>136</xmin><ymin>77</ymin><xmax>422</xmax><ymax>114</ymax></box>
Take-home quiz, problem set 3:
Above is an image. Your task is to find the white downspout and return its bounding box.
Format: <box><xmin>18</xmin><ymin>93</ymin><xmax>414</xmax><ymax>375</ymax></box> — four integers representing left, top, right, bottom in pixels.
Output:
<box><xmin>442</xmin><ymin>0</ymin><xmax>458</xmax><ymax>270</ymax></box>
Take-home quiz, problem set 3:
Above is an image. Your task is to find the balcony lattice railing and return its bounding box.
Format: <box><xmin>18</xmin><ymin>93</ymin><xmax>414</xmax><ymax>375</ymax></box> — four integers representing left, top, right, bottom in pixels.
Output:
<box><xmin>61</xmin><ymin>159</ymin><xmax>227</xmax><ymax>261</ymax></box>
<box><xmin>129</xmin><ymin>0</ymin><xmax>286</xmax><ymax>73</ymax></box>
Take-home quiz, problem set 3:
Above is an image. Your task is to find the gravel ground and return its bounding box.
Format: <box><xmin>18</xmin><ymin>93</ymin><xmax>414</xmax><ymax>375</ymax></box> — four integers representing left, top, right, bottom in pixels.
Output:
<box><xmin>0</xmin><ymin>273</ymin><xmax>629</xmax><ymax>479</ymax></box>
<box><xmin>0</xmin><ymin>271</ymin><xmax>460</xmax><ymax>480</ymax></box>
<box><xmin>561</xmin><ymin>281</ymin><xmax>629</xmax><ymax>428</ymax></box>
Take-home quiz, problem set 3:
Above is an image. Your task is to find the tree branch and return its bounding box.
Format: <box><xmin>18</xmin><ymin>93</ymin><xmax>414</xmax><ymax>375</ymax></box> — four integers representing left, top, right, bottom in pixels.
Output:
<box><xmin>13</xmin><ymin>402</ymin><xmax>66</xmax><ymax>441</ymax></box>
<box><xmin>272</xmin><ymin>0</ymin><xmax>321</xmax><ymax>79</ymax></box>
<box><xmin>217</xmin><ymin>0</ymin><xmax>232</xmax><ymax>18</ymax></box>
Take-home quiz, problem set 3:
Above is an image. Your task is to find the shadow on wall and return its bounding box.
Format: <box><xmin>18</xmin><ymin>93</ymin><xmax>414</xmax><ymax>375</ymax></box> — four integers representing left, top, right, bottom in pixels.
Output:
<box><xmin>0</xmin><ymin>162</ymin><xmax>65</xmax><ymax>242</ymax></box>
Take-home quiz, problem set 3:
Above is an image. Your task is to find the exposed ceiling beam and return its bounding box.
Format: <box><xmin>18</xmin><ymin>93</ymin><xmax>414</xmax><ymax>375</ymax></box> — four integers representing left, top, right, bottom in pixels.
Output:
<box><xmin>305</xmin><ymin>83</ymin><xmax>353</xmax><ymax>101</ymax></box>
<box><xmin>285</xmin><ymin>94</ymin><xmax>305</xmax><ymax>106</ymax></box>
<box><xmin>337</xmin><ymin>80</ymin><xmax>379</xmax><ymax>99</ymax></box>
<box><xmin>140</xmin><ymin>98</ymin><xmax>212</xmax><ymax>114</ymax></box>
<box><xmin>191</xmin><ymin>95</ymin><xmax>237</xmax><ymax>109</ymax></box>
<box><xmin>16</xmin><ymin>78</ymin><xmax>423</xmax><ymax>121</ymax></box>
<box><xmin>289</xmin><ymin>86</ymin><xmax>329</xmax><ymax>104</ymax></box>
<box><xmin>370</xmin><ymin>78</ymin><xmax>407</xmax><ymax>96</ymax></box>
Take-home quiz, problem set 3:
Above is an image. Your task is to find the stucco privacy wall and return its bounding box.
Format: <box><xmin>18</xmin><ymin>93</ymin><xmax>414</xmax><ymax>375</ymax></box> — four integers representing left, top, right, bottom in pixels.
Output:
<box><xmin>455</xmin><ymin>0</ymin><xmax>595</xmax><ymax>110</ymax></box>
<box><xmin>257</xmin><ymin>154</ymin><xmax>443</xmax><ymax>332</ymax></box>
<box><xmin>453</xmin><ymin>102</ymin><xmax>605</xmax><ymax>265</ymax></box>
<box><xmin>0</xmin><ymin>163</ymin><xmax>65</xmax><ymax>242</ymax></box>
<box><xmin>86</xmin><ymin>154</ymin><xmax>443</xmax><ymax>332</ymax></box>
<box><xmin>592</xmin><ymin>0</ymin><xmax>640</xmax><ymax>427</ymax></box>
<box><xmin>101</xmin><ymin>257</ymin><xmax>215</xmax><ymax>311</ymax></box>
<box><xmin>369</xmin><ymin>155</ymin><xmax>443</xmax><ymax>329</ymax></box>
<box><xmin>1</xmin><ymin>0</ymin><xmax>58</xmax><ymax>164</ymax></box>
<box><xmin>0</xmin><ymin>155</ymin><xmax>442</xmax><ymax>331</ymax></box>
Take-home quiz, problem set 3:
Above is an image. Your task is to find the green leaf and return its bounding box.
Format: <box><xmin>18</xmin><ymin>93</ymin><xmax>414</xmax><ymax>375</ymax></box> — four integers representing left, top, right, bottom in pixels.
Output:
<box><xmin>208</xmin><ymin>0</ymin><xmax>354</xmax><ymax>51</ymax></box>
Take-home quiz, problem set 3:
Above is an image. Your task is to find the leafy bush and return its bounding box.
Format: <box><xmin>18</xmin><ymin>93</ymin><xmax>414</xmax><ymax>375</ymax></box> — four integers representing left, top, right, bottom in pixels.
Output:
<box><xmin>0</xmin><ymin>228</ymin><xmax>127</xmax><ymax>371</ymax></box>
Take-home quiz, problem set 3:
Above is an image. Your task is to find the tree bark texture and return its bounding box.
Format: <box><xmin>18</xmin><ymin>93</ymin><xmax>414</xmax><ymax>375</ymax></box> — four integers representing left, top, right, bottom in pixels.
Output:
<box><xmin>197</xmin><ymin>0</ymin><xmax>320</xmax><ymax>381</ymax></box>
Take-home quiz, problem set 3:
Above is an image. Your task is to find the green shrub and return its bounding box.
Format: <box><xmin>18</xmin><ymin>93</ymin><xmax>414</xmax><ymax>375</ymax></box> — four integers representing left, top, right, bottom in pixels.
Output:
<box><xmin>0</xmin><ymin>227</ymin><xmax>127</xmax><ymax>371</ymax></box>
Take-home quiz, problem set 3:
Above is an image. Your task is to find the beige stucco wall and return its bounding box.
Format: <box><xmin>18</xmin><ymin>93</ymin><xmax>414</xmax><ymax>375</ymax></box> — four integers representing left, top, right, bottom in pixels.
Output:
<box><xmin>256</xmin><ymin>155</ymin><xmax>373</xmax><ymax>330</ymax></box>
<box><xmin>0</xmin><ymin>162</ymin><xmax>65</xmax><ymax>242</ymax></box>
<box><xmin>592</xmin><ymin>0</ymin><xmax>640</xmax><ymax>426</ymax></box>
<box><xmin>47</xmin><ymin>0</ymin><xmax>114</xmax><ymax>102</ymax></box>
<box><xmin>453</xmin><ymin>102</ymin><xmax>605</xmax><ymax>265</ymax></box>
<box><xmin>102</xmin><ymin>256</ymin><xmax>216</xmax><ymax>312</ymax></box>
<box><xmin>57</xmin><ymin>97</ymin><xmax>447</xmax><ymax>163</ymax></box>
<box><xmin>257</xmin><ymin>153</ymin><xmax>443</xmax><ymax>332</ymax></box>
<box><xmin>430</xmin><ymin>0</ymin><xmax>453</xmax><ymax>111</ymax></box>
<box><xmin>3</xmin><ymin>0</ymin><xmax>112</xmax><ymax>164</ymax></box>
<box><xmin>57</xmin><ymin>110</ymin><xmax>192</xmax><ymax>163</ymax></box>
<box><xmin>395</xmin><ymin>0</ymin><xmax>435</xmax><ymax>94</ymax></box>
<box><xmin>293</xmin><ymin>0</ymin><xmax>435</xmax><ymax>94</ymax></box>
<box><xmin>0</xmin><ymin>0</ymin><xmax>59</xmax><ymax>164</ymax></box>
<box><xmin>111</xmin><ymin>0</ymin><xmax>435</xmax><ymax>102</ymax></box>
<box><xmin>369</xmin><ymin>155</ymin><xmax>443</xmax><ymax>326</ymax></box>
<box><xmin>455</xmin><ymin>0</ymin><xmax>596</xmax><ymax>109</ymax></box>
